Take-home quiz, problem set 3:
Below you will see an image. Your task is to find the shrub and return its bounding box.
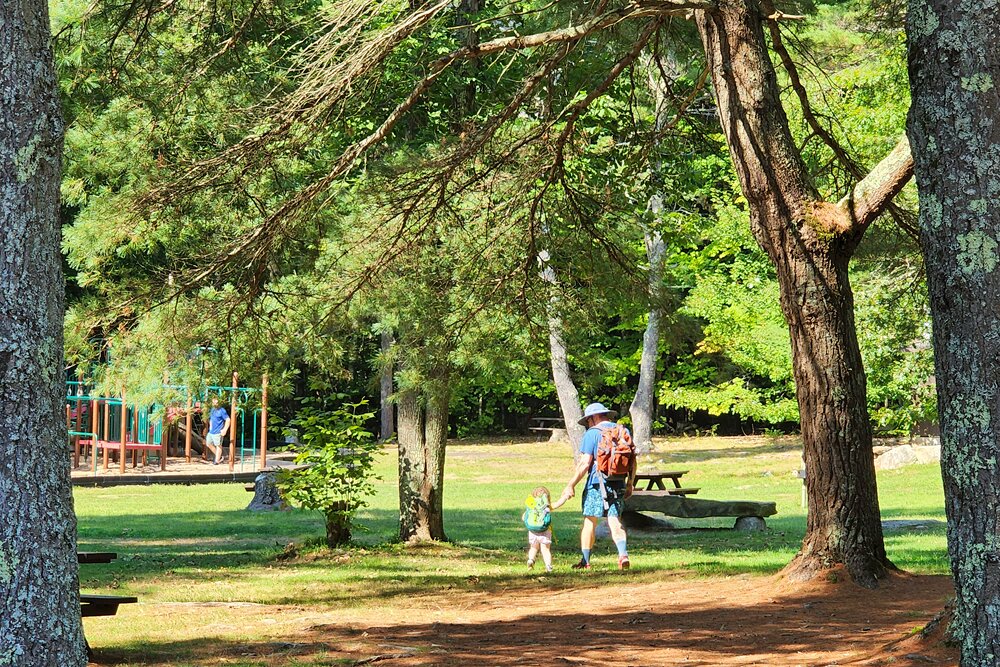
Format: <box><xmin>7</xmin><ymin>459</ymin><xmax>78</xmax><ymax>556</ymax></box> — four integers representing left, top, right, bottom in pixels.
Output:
<box><xmin>277</xmin><ymin>401</ymin><xmax>381</xmax><ymax>547</ymax></box>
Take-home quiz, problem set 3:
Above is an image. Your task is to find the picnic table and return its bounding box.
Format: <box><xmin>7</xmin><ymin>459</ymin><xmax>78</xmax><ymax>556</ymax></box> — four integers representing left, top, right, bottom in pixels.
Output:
<box><xmin>529</xmin><ymin>416</ymin><xmax>566</xmax><ymax>441</ymax></box>
<box><xmin>632</xmin><ymin>470</ymin><xmax>699</xmax><ymax>495</ymax></box>
<box><xmin>77</xmin><ymin>551</ymin><xmax>117</xmax><ymax>564</ymax></box>
<box><xmin>78</xmin><ymin>551</ymin><xmax>138</xmax><ymax>658</ymax></box>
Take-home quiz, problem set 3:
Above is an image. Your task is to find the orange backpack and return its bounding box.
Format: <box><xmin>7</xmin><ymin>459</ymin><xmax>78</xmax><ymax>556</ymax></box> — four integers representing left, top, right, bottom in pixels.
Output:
<box><xmin>595</xmin><ymin>424</ymin><xmax>635</xmax><ymax>478</ymax></box>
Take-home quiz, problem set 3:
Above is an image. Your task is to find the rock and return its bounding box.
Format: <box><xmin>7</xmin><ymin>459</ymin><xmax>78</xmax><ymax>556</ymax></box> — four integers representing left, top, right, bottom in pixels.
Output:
<box><xmin>246</xmin><ymin>471</ymin><xmax>288</xmax><ymax>511</ymax></box>
<box><xmin>547</xmin><ymin>428</ymin><xmax>568</xmax><ymax>443</ymax></box>
<box><xmin>874</xmin><ymin>444</ymin><xmax>918</xmax><ymax>470</ymax></box>
<box><xmin>874</xmin><ymin>444</ymin><xmax>941</xmax><ymax>470</ymax></box>
<box><xmin>872</xmin><ymin>445</ymin><xmax>893</xmax><ymax>456</ymax></box>
<box><xmin>913</xmin><ymin>445</ymin><xmax>941</xmax><ymax>465</ymax></box>
<box><xmin>734</xmin><ymin>516</ymin><xmax>767</xmax><ymax>531</ymax></box>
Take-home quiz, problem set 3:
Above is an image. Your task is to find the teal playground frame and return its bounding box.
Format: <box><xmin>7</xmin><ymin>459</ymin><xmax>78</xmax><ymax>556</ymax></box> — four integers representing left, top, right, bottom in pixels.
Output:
<box><xmin>67</xmin><ymin>374</ymin><xmax>269</xmax><ymax>475</ymax></box>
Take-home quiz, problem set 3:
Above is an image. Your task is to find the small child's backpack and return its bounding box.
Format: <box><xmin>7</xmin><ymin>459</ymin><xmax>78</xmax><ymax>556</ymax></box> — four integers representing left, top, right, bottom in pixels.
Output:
<box><xmin>596</xmin><ymin>424</ymin><xmax>635</xmax><ymax>478</ymax></box>
<box><xmin>523</xmin><ymin>494</ymin><xmax>551</xmax><ymax>532</ymax></box>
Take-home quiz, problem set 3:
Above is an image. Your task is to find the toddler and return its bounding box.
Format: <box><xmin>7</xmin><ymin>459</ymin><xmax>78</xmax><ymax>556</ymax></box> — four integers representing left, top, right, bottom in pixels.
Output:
<box><xmin>523</xmin><ymin>486</ymin><xmax>569</xmax><ymax>572</ymax></box>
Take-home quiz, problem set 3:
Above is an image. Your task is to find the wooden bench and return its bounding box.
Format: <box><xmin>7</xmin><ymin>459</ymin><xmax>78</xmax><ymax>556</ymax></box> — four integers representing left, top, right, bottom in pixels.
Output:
<box><xmin>78</xmin><ymin>552</ymin><xmax>138</xmax><ymax>659</ymax></box>
<box><xmin>80</xmin><ymin>594</ymin><xmax>138</xmax><ymax>617</ymax></box>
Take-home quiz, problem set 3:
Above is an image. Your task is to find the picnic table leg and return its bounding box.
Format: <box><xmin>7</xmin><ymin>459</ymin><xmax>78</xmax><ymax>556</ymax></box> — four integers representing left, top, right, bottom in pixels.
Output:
<box><xmin>653</xmin><ymin>479</ymin><xmax>666</xmax><ymax>490</ymax></box>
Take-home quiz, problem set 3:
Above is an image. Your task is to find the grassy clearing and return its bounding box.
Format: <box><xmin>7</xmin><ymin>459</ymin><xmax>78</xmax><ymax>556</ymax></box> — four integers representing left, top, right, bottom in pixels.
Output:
<box><xmin>75</xmin><ymin>435</ymin><xmax>949</xmax><ymax>665</ymax></box>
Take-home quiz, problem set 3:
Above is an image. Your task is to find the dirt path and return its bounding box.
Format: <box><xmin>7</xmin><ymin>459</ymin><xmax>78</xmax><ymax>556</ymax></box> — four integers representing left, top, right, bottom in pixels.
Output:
<box><xmin>92</xmin><ymin>569</ymin><xmax>956</xmax><ymax>666</ymax></box>
<box><xmin>306</xmin><ymin>570</ymin><xmax>955</xmax><ymax>666</ymax></box>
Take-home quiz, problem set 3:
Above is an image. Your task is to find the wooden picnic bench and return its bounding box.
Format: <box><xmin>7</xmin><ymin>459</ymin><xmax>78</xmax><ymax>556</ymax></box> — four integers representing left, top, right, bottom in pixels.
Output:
<box><xmin>78</xmin><ymin>552</ymin><xmax>138</xmax><ymax>659</ymax></box>
<box><xmin>529</xmin><ymin>416</ymin><xmax>567</xmax><ymax>442</ymax></box>
<box><xmin>632</xmin><ymin>470</ymin><xmax>699</xmax><ymax>495</ymax></box>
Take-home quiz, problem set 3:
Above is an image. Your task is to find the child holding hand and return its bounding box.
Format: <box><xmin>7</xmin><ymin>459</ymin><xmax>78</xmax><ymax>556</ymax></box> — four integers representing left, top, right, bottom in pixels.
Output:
<box><xmin>523</xmin><ymin>486</ymin><xmax>571</xmax><ymax>572</ymax></box>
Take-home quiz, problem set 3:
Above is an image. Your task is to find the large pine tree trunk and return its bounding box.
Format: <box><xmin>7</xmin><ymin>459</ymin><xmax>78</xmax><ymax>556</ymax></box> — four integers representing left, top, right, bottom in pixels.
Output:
<box><xmin>1</xmin><ymin>1</ymin><xmax>86</xmax><ymax>663</ymax></box>
<box><xmin>907</xmin><ymin>3</ymin><xmax>1000</xmax><ymax>659</ymax></box>
<box><xmin>397</xmin><ymin>382</ymin><xmax>448</xmax><ymax>542</ymax></box>
<box><xmin>696</xmin><ymin>1</ymin><xmax>890</xmax><ymax>587</ymax></box>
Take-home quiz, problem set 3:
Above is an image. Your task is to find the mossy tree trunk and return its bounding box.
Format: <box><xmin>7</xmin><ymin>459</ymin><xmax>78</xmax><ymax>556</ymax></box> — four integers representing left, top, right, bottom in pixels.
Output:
<box><xmin>695</xmin><ymin>1</ymin><xmax>911</xmax><ymax>587</ymax></box>
<box><xmin>907</xmin><ymin>2</ymin><xmax>1000</xmax><ymax>660</ymax></box>
<box><xmin>0</xmin><ymin>1</ymin><xmax>86</xmax><ymax>663</ymax></box>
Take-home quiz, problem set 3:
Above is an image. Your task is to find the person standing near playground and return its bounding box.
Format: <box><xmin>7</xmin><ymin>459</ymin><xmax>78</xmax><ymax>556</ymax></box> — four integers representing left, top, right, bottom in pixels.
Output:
<box><xmin>559</xmin><ymin>402</ymin><xmax>636</xmax><ymax>570</ymax></box>
<box><xmin>204</xmin><ymin>396</ymin><xmax>230</xmax><ymax>465</ymax></box>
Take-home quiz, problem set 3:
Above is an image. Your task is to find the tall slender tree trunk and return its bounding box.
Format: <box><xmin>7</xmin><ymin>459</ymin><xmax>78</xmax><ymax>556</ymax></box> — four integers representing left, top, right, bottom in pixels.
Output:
<box><xmin>379</xmin><ymin>331</ymin><xmax>394</xmax><ymax>442</ymax></box>
<box><xmin>630</xmin><ymin>226</ymin><xmax>665</xmax><ymax>452</ymax></box>
<box><xmin>696</xmin><ymin>1</ymin><xmax>891</xmax><ymax>587</ymax></box>
<box><xmin>908</xmin><ymin>3</ymin><xmax>1000</xmax><ymax>659</ymax></box>
<box><xmin>397</xmin><ymin>377</ymin><xmax>449</xmax><ymax>542</ymax></box>
<box><xmin>1</xmin><ymin>1</ymin><xmax>86</xmax><ymax>663</ymax></box>
<box><xmin>538</xmin><ymin>249</ymin><xmax>585</xmax><ymax>451</ymax></box>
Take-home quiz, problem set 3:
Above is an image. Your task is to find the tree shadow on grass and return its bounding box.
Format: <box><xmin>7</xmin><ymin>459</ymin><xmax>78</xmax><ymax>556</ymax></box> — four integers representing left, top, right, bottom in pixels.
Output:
<box><xmin>91</xmin><ymin>573</ymin><xmax>955</xmax><ymax>666</ymax></box>
<box><xmin>78</xmin><ymin>505</ymin><xmax>946</xmax><ymax>607</ymax></box>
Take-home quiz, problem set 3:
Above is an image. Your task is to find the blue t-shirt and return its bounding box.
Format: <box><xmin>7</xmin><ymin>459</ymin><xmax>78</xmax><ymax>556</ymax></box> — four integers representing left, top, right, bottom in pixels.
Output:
<box><xmin>580</xmin><ymin>421</ymin><xmax>626</xmax><ymax>486</ymax></box>
<box><xmin>209</xmin><ymin>407</ymin><xmax>229</xmax><ymax>435</ymax></box>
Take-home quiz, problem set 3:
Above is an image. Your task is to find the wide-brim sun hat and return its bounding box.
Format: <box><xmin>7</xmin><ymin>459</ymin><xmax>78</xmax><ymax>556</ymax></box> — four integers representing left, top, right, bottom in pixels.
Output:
<box><xmin>578</xmin><ymin>402</ymin><xmax>617</xmax><ymax>426</ymax></box>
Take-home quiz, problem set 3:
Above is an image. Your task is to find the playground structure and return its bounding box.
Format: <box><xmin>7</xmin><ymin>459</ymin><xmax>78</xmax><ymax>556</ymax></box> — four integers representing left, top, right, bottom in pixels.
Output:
<box><xmin>66</xmin><ymin>373</ymin><xmax>270</xmax><ymax>475</ymax></box>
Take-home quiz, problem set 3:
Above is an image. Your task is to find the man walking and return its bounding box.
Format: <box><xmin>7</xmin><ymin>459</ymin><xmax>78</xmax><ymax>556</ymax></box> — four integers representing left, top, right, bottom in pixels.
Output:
<box><xmin>560</xmin><ymin>403</ymin><xmax>635</xmax><ymax>570</ymax></box>
<box><xmin>204</xmin><ymin>396</ymin><xmax>230</xmax><ymax>465</ymax></box>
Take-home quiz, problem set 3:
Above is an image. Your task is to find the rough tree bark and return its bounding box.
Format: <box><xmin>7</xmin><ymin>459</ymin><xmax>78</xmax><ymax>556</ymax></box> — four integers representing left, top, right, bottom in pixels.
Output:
<box><xmin>396</xmin><ymin>377</ymin><xmax>449</xmax><ymax>542</ymax></box>
<box><xmin>379</xmin><ymin>331</ymin><xmax>395</xmax><ymax>442</ymax></box>
<box><xmin>695</xmin><ymin>1</ymin><xmax>912</xmax><ymax>587</ymax></box>
<box><xmin>0</xmin><ymin>0</ymin><xmax>87</xmax><ymax>663</ymax></box>
<box><xmin>907</xmin><ymin>2</ymin><xmax>1000</xmax><ymax>660</ymax></box>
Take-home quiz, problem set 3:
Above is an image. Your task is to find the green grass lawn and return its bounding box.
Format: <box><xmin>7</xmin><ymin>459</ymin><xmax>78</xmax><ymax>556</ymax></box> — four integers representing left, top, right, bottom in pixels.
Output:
<box><xmin>75</xmin><ymin>435</ymin><xmax>950</xmax><ymax>665</ymax></box>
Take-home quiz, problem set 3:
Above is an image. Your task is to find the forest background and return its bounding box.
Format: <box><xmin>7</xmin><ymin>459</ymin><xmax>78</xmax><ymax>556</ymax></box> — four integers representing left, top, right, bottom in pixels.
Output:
<box><xmin>54</xmin><ymin>0</ymin><xmax>929</xmax><ymax>440</ymax></box>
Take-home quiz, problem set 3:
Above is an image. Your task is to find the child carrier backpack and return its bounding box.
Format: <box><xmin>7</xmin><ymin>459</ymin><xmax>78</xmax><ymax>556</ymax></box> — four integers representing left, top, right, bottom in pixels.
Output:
<box><xmin>596</xmin><ymin>424</ymin><xmax>635</xmax><ymax>478</ymax></box>
<box><xmin>523</xmin><ymin>495</ymin><xmax>551</xmax><ymax>532</ymax></box>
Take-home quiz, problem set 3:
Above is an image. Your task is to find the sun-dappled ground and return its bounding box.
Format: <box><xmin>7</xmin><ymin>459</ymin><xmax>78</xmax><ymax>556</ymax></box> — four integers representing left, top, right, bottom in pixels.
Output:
<box><xmin>77</xmin><ymin>435</ymin><xmax>957</xmax><ymax>666</ymax></box>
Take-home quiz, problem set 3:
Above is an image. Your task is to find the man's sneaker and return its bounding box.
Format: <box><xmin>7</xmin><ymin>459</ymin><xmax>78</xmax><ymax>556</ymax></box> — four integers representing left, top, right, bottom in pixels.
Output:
<box><xmin>571</xmin><ymin>559</ymin><xmax>591</xmax><ymax>570</ymax></box>
<box><xmin>618</xmin><ymin>555</ymin><xmax>630</xmax><ymax>571</ymax></box>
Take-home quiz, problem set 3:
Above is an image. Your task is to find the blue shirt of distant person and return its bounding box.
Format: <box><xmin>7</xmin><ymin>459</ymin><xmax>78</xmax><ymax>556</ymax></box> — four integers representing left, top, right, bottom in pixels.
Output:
<box><xmin>204</xmin><ymin>397</ymin><xmax>230</xmax><ymax>465</ymax></box>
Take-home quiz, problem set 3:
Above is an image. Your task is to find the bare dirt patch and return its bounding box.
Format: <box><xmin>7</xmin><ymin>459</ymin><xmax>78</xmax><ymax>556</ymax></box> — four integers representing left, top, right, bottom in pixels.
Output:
<box><xmin>90</xmin><ymin>570</ymin><xmax>957</xmax><ymax>666</ymax></box>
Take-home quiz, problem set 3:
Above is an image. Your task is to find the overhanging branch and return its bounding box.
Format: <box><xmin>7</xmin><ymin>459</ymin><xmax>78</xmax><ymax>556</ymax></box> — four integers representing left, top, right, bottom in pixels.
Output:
<box><xmin>837</xmin><ymin>136</ymin><xmax>913</xmax><ymax>230</ymax></box>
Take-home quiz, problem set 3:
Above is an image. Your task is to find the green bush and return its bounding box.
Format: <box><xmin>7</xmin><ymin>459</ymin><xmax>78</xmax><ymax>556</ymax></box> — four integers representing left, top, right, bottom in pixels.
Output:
<box><xmin>277</xmin><ymin>401</ymin><xmax>381</xmax><ymax>547</ymax></box>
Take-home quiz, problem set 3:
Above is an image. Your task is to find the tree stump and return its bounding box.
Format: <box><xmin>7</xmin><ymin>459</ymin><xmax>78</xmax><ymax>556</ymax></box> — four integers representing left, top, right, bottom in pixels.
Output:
<box><xmin>246</xmin><ymin>471</ymin><xmax>288</xmax><ymax>511</ymax></box>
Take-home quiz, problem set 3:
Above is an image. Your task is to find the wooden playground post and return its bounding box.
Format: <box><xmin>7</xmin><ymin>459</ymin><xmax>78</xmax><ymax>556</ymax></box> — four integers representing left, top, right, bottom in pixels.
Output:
<box><xmin>260</xmin><ymin>374</ymin><xmax>268</xmax><ymax>470</ymax></box>
<box><xmin>90</xmin><ymin>397</ymin><xmax>98</xmax><ymax>473</ymax></box>
<box><xmin>102</xmin><ymin>399</ymin><xmax>110</xmax><ymax>470</ymax></box>
<box><xmin>119</xmin><ymin>390</ymin><xmax>128</xmax><ymax>474</ymax></box>
<box><xmin>229</xmin><ymin>372</ymin><xmax>238</xmax><ymax>472</ymax></box>
<box><xmin>185</xmin><ymin>392</ymin><xmax>193</xmax><ymax>463</ymax></box>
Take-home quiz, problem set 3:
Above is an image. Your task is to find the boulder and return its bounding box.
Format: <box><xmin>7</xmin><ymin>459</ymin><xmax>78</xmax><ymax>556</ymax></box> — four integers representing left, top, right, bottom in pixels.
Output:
<box><xmin>874</xmin><ymin>444</ymin><xmax>941</xmax><ymax>470</ymax></box>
